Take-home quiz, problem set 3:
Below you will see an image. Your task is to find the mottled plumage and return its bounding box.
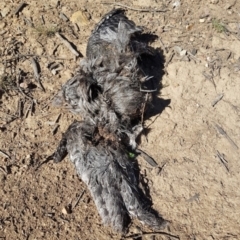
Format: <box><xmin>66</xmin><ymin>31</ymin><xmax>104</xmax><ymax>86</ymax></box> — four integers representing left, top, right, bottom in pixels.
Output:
<box><xmin>53</xmin><ymin>8</ymin><xmax>153</xmax><ymax>127</ymax></box>
<box><xmin>86</xmin><ymin>9</ymin><xmax>141</xmax><ymax>61</ymax></box>
<box><xmin>51</xmin><ymin>8</ymin><xmax>166</xmax><ymax>232</ymax></box>
<box><xmin>53</xmin><ymin>121</ymin><xmax>166</xmax><ymax>232</ymax></box>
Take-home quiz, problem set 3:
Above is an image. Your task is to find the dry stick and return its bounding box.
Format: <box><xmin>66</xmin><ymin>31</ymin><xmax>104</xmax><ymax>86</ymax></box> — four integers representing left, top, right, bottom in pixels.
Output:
<box><xmin>30</xmin><ymin>57</ymin><xmax>45</xmax><ymax>91</ymax></box>
<box><xmin>23</xmin><ymin>16</ymin><xmax>34</xmax><ymax>27</ymax></box>
<box><xmin>165</xmin><ymin>51</ymin><xmax>174</xmax><ymax>67</ymax></box>
<box><xmin>214</xmin><ymin>123</ymin><xmax>239</xmax><ymax>150</ymax></box>
<box><xmin>159</xmin><ymin>37</ymin><xmax>167</xmax><ymax>53</ymax></box>
<box><xmin>35</xmin><ymin>155</ymin><xmax>54</xmax><ymax>171</ymax></box>
<box><xmin>0</xmin><ymin>166</ymin><xmax>8</xmax><ymax>174</ymax></box>
<box><xmin>72</xmin><ymin>190</ymin><xmax>86</xmax><ymax>210</ymax></box>
<box><xmin>101</xmin><ymin>2</ymin><xmax>168</xmax><ymax>12</ymax></box>
<box><xmin>212</xmin><ymin>93</ymin><xmax>224</xmax><ymax>107</ymax></box>
<box><xmin>41</xmin><ymin>15</ymin><xmax>45</xmax><ymax>24</ymax></box>
<box><xmin>17</xmin><ymin>99</ymin><xmax>24</xmax><ymax>118</ymax></box>
<box><xmin>54</xmin><ymin>113</ymin><xmax>62</xmax><ymax>124</ymax></box>
<box><xmin>202</xmin><ymin>71</ymin><xmax>216</xmax><ymax>89</ymax></box>
<box><xmin>24</xmin><ymin>103</ymin><xmax>32</xmax><ymax>118</ymax></box>
<box><xmin>59</xmin><ymin>12</ymin><xmax>69</xmax><ymax>22</ymax></box>
<box><xmin>216</xmin><ymin>151</ymin><xmax>229</xmax><ymax>172</ymax></box>
<box><xmin>136</xmin><ymin>149</ymin><xmax>158</xmax><ymax>167</ymax></box>
<box><xmin>52</xmin><ymin>124</ymin><xmax>59</xmax><ymax>135</ymax></box>
<box><xmin>55</xmin><ymin>32</ymin><xmax>79</xmax><ymax>57</ymax></box>
<box><xmin>0</xmin><ymin>150</ymin><xmax>11</xmax><ymax>159</ymax></box>
<box><xmin>13</xmin><ymin>2</ymin><xmax>27</xmax><ymax>15</ymax></box>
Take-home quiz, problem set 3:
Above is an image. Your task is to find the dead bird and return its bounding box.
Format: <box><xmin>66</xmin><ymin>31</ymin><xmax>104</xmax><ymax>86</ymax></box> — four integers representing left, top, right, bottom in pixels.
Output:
<box><xmin>52</xmin><ymin>120</ymin><xmax>167</xmax><ymax>233</ymax></box>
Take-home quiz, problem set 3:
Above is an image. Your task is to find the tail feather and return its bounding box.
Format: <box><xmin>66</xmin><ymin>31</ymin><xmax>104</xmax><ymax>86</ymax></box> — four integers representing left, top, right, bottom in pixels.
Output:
<box><xmin>121</xmin><ymin>179</ymin><xmax>166</xmax><ymax>230</ymax></box>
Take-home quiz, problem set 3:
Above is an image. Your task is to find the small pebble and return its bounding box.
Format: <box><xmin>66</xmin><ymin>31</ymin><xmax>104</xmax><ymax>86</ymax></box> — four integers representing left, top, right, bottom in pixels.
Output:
<box><xmin>62</xmin><ymin>207</ymin><xmax>69</xmax><ymax>215</ymax></box>
<box><xmin>0</xmin><ymin>22</ymin><xmax>6</xmax><ymax>29</ymax></box>
<box><xmin>173</xmin><ymin>46</ymin><xmax>182</xmax><ymax>54</ymax></box>
<box><xmin>210</xmin><ymin>0</ymin><xmax>219</xmax><ymax>3</ymax></box>
<box><xmin>180</xmin><ymin>49</ymin><xmax>187</xmax><ymax>56</ymax></box>
<box><xmin>20</xmin><ymin>82</ymin><xmax>28</xmax><ymax>89</ymax></box>
<box><xmin>70</xmin><ymin>10</ymin><xmax>90</xmax><ymax>26</ymax></box>
<box><xmin>191</xmin><ymin>49</ymin><xmax>197</xmax><ymax>55</ymax></box>
<box><xmin>1</xmin><ymin>7</ymin><xmax>10</xmax><ymax>17</ymax></box>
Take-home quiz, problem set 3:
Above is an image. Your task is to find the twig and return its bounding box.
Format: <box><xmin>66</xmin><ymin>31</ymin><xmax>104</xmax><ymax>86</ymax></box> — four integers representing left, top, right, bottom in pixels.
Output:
<box><xmin>216</xmin><ymin>151</ymin><xmax>229</xmax><ymax>172</ymax></box>
<box><xmin>35</xmin><ymin>155</ymin><xmax>53</xmax><ymax>171</ymax></box>
<box><xmin>202</xmin><ymin>71</ymin><xmax>216</xmax><ymax>89</ymax></box>
<box><xmin>41</xmin><ymin>15</ymin><xmax>45</xmax><ymax>24</ymax></box>
<box><xmin>59</xmin><ymin>12</ymin><xmax>69</xmax><ymax>22</ymax></box>
<box><xmin>30</xmin><ymin>57</ymin><xmax>45</xmax><ymax>91</ymax></box>
<box><xmin>72</xmin><ymin>190</ymin><xmax>86</xmax><ymax>210</ymax></box>
<box><xmin>101</xmin><ymin>2</ymin><xmax>168</xmax><ymax>12</ymax></box>
<box><xmin>214</xmin><ymin>123</ymin><xmax>238</xmax><ymax>150</ymax></box>
<box><xmin>55</xmin><ymin>32</ymin><xmax>80</xmax><ymax>57</ymax></box>
<box><xmin>17</xmin><ymin>99</ymin><xmax>24</xmax><ymax>118</ymax></box>
<box><xmin>136</xmin><ymin>149</ymin><xmax>158</xmax><ymax>167</ymax></box>
<box><xmin>23</xmin><ymin>16</ymin><xmax>34</xmax><ymax>27</ymax></box>
<box><xmin>0</xmin><ymin>166</ymin><xmax>8</xmax><ymax>174</ymax></box>
<box><xmin>52</xmin><ymin>124</ymin><xmax>59</xmax><ymax>135</ymax></box>
<box><xmin>165</xmin><ymin>51</ymin><xmax>174</xmax><ymax>67</ymax></box>
<box><xmin>13</xmin><ymin>2</ymin><xmax>27</xmax><ymax>15</ymax></box>
<box><xmin>74</xmin><ymin>23</ymin><xmax>79</xmax><ymax>32</ymax></box>
<box><xmin>159</xmin><ymin>37</ymin><xmax>167</xmax><ymax>53</ymax></box>
<box><xmin>0</xmin><ymin>150</ymin><xmax>11</xmax><ymax>159</ymax></box>
<box><xmin>53</xmin><ymin>113</ymin><xmax>61</xmax><ymax>123</ymax></box>
<box><xmin>212</xmin><ymin>93</ymin><xmax>224</xmax><ymax>107</ymax></box>
<box><xmin>24</xmin><ymin>103</ymin><xmax>31</xmax><ymax>118</ymax></box>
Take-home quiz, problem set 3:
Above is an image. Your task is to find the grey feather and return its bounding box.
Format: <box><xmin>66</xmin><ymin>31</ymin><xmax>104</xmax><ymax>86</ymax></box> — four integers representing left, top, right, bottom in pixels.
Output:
<box><xmin>51</xmin><ymin>8</ymin><xmax>167</xmax><ymax>233</ymax></box>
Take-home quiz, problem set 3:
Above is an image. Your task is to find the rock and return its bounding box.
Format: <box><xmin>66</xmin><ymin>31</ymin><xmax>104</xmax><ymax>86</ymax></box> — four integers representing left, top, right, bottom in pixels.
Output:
<box><xmin>1</xmin><ymin>7</ymin><xmax>10</xmax><ymax>17</ymax></box>
<box><xmin>173</xmin><ymin>46</ymin><xmax>182</xmax><ymax>54</ymax></box>
<box><xmin>189</xmin><ymin>37</ymin><xmax>194</xmax><ymax>42</ymax></box>
<box><xmin>210</xmin><ymin>0</ymin><xmax>219</xmax><ymax>3</ymax></box>
<box><xmin>0</xmin><ymin>22</ymin><xmax>6</xmax><ymax>29</ymax></box>
<box><xmin>36</xmin><ymin>47</ymin><xmax>44</xmax><ymax>55</ymax></box>
<box><xmin>180</xmin><ymin>49</ymin><xmax>187</xmax><ymax>56</ymax></box>
<box><xmin>70</xmin><ymin>10</ymin><xmax>90</xmax><ymax>26</ymax></box>
<box><xmin>61</xmin><ymin>207</ymin><xmax>69</xmax><ymax>215</ymax></box>
<box><xmin>19</xmin><ymin>82</ymin><xmax>28</xmax><ymax>89</ymax></box>
<box><xmin>172</xmin><ymin>0</ymin><xmax>181</xmax><ymax>8</ymax></box>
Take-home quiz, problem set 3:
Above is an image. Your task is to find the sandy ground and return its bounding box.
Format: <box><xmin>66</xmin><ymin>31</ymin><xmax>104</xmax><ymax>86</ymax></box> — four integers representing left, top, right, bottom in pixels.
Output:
<box><xmin>0</xmin><ymin>0</ymin><xmax>240</xmax><ymax>239</ymax></box>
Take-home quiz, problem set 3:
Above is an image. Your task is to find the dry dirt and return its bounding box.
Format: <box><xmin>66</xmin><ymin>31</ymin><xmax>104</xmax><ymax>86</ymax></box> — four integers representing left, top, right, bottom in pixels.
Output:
<box><xmin>0</xmin><ymin>0</ymin><xmax>240</xmax><ymax>239</ymax></box>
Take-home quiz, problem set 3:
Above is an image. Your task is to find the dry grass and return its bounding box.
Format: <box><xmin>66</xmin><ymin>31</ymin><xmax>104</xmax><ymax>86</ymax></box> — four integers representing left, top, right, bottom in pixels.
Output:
<box><xmin>212</xmin><ymin>18</ymin><xmax>228</xmax><ymax>33</ymax></box>
<box><xmin>33</xmin><ymin>25</ymin><xmax>60</xmax><ymax>38</ymax></box>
